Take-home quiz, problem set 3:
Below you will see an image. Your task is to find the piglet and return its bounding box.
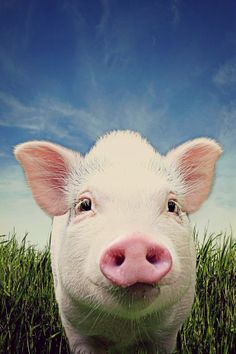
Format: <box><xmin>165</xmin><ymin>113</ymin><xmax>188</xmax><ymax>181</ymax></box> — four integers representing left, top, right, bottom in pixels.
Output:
<box><xmin>14</xmin><ymin>130</ymin><xmax>222</xmax><ymax>353</ymax></box>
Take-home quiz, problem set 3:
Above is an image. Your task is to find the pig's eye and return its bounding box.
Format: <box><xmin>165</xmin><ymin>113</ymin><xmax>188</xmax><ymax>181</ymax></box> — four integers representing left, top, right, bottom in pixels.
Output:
<box><xmin>167</xmin><ymin>200</ymin><xmax>179</xmax><ymax>213</ymax></box>
<box><xmin>77</xmin><ymin>198</ymin><xmax>92</xmax><ymax>212</ymax></box>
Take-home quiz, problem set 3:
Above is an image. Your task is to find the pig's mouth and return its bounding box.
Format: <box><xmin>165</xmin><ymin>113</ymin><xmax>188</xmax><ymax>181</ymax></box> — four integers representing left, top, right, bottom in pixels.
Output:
<box><xmin>107</xmin><ymin>282</ymin><xmax>160</xmax><ymax>308</ymax></box>
<box><xmin>88</xmin><ymin>277</ymin><xmax>162</xmax><ymax>310</ymax></box>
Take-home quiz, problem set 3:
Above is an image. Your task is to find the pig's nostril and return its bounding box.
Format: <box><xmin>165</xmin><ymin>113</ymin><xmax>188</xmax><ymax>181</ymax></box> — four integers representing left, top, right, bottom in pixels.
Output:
<box><xmin>114</xmin><ymin>254</ymin><xmax>125</xmax><ymax>266</ymax></box>
<box><xmin>146</xmin><ymin>254</ymin><xmax>158</xmax><ymax>264</ymax></box>
<box><xmin>146</xmin><ymin>250</ymin><xmax>160</xmax><ymax>265</ymax></box>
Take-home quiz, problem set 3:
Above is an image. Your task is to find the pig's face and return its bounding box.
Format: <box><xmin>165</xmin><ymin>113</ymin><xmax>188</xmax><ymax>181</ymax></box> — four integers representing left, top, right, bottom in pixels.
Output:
<box><xmin>14</xmin><ymin>131</ymin><xmax>222</xmax><ymax>319</ymax></box>
<box><xmin>59</xmin><ymin>162</ymin><xmax>192</xmax><ymax>316</ymax></box>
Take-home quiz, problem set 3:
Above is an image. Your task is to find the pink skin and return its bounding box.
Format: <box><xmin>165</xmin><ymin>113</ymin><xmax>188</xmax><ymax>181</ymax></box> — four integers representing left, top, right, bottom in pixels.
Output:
<box><xmin>99</xmin><ymin>234</ymin><xmax>172</xmax><ymax>287</ymax></box>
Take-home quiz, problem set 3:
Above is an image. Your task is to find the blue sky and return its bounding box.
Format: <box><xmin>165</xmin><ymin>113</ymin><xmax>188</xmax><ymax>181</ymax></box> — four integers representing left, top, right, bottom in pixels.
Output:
<box><xmin>0</xmin><ymin>0</ymin><xmax>235</xmax><ymax>247</ymax></box>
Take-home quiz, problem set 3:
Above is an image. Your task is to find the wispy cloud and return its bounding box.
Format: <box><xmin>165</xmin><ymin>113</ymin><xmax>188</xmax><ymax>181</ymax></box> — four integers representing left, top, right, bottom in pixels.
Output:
<box><xmin>218</xmin><ymin>101</ymin><xmax>236</xmax><ymax>149</ymax></box>
<box><xmin>171</xmin><ymin>0</ymin><xmax>182</xmax><ymax>27</ymax></box>
<box><xmin>0</xmin><ymin>92</ymin><xmax>103</xmax><ymax>146</ymax></box>
<box><xmin>0</xmin><ymin>90</ymin><xmax>170</xmax><ymax>151</ymax></box>
<box><xmin>96</xmin><ymin>0</ymin><xmax>110</xmax><ymax>35</ymax></box>
<box><xmin>213</xmin><ymin>59</ymin><xmax>236</xmax><ymax>85</ymax></box>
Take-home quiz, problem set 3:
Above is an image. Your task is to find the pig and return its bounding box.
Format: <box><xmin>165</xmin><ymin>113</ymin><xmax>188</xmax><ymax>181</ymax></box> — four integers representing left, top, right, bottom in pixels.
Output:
<box><xmin>14</xmin><ymin>130</ymin><xmax>222</xmax><ymax>354</ymax></box>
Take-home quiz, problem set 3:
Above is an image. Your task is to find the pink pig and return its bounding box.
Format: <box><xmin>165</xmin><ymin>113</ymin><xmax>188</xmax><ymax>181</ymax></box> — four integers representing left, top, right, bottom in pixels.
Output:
<box><xmin>15</xmin><ymin>130</ymin><xmax>222</xmax><ymax>353</ymax></box>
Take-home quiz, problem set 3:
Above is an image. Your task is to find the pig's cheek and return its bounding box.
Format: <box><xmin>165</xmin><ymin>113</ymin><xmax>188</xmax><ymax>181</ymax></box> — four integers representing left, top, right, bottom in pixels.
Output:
<box><xmin>57</xmin><ymin>222</ymin><xmax>106</xmax><ymax>303</ymax></box>
<box><xmin>57</xmin><ymin>229</ymin><xmax>90</xmax><ymax>297</ymax></box>
<box><xmin>170</xmin><ymin>221</ymin><xmax>196</xmax><ymax>292</ymax></box>
<box><xmin>157</xmin><ymin>216</ymin><xmax>194</xmax><ymax>287</ymax></box>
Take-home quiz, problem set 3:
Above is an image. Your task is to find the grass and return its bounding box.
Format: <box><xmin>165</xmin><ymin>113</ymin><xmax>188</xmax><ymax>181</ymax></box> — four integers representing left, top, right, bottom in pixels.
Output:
<box><xmin>0</xmin><ymin>230</ymin><xmax>235</xmax><ymax>354</ymax></box>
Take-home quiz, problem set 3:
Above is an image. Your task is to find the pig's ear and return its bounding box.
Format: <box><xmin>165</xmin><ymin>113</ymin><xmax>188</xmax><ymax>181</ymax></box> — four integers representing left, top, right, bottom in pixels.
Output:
<box><xmin>14</xmin><ymin>141</ymin><xmax>80</xmax><ymax>216</ymax></box>
<box><xmin>166</xmin><ymin>138</ymin><xmax>223</xmax><ymax>213</ymax></box>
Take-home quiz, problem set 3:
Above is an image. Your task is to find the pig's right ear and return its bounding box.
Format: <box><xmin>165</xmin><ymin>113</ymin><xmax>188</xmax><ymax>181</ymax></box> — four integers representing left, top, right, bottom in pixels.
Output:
<box><xmin>14</xmin><ymin>141</ymin><xmax>80</xmax><ymax>217</ymax></box>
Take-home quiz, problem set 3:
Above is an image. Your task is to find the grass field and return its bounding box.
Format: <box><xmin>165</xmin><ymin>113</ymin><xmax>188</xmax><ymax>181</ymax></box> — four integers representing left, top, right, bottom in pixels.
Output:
<box><xmin>0</xmin><ymin>230</ymin><xmax>235</xmax><ymax>354</ymax></box>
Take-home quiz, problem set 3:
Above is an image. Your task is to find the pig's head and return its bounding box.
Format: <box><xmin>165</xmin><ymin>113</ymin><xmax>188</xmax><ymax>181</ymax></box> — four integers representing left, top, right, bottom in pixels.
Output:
<box><xmin>14</xmin><ymin>131</ymin><xmax>222</xmax><ymax>318</ymax></box>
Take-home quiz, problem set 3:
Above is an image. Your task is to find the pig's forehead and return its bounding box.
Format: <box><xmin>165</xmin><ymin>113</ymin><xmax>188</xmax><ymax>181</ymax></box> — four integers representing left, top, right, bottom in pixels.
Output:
<box><xmin>84</xmin><ymin>163</ymin><xmax>170</xmax><ymax>194</ymax></box>
<box><xmin>76</xmin><ymin>157</ymin><xmax>182</xmax><ymax>204</ymax></box>
<box><xmin>77</xmin><ymin>131</ymin><xmax>182</xmax><ymax>195</ymax></box>
<box><xmin>86</xmin><ymin>130</ymin><xmax>160</xmax><ymax>163</ymax></box>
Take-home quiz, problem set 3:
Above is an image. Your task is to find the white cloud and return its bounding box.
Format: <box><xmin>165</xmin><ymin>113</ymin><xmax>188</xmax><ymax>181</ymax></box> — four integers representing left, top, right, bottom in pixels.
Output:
<box><xmin>0</xmin><ymin>90</ymin><xmax>170</xmax><ymax>151</ymax></box>
<box><xmin>213</xmin><ymin>59</ymin><xmax>236</xmax><ymax>85</ymax></box>
<box><xmin>0</xmin><ymin>92</ymin><xmax>107</xmax><ymax>146</ymax></box>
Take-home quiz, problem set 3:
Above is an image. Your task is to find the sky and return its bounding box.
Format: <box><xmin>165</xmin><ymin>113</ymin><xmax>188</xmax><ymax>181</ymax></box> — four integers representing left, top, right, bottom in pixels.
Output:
<box><xmin>0</xmin><ymin>0</ymin><xmax>235</xmax><ymax>248</ymax></box>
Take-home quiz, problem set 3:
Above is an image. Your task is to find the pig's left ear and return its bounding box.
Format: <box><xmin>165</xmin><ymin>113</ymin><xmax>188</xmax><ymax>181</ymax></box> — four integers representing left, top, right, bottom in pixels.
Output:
<box><xmin>166</xmin><ymin>138</ymin><xmax>223</xmax><ymax>213</ymax></box>
<box><xmin>14</xmin><ymin>141</ymin><xmax>80</xmax><ymax>216</ymax></box>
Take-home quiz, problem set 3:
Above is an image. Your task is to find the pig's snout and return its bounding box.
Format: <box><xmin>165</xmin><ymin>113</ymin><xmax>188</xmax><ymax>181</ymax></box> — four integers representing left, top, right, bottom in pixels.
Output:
<box><xmin>99</xmin><ymin>234</ymin><xmax>172</xmax><ymax>287</ymax></box>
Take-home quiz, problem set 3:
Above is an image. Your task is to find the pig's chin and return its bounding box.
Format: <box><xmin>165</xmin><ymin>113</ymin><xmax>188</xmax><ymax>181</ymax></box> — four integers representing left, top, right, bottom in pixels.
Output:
<box><xmin>106</xmin><ymin>282</ymin><xmax>161</xmax><ymax>311</ymax></box>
